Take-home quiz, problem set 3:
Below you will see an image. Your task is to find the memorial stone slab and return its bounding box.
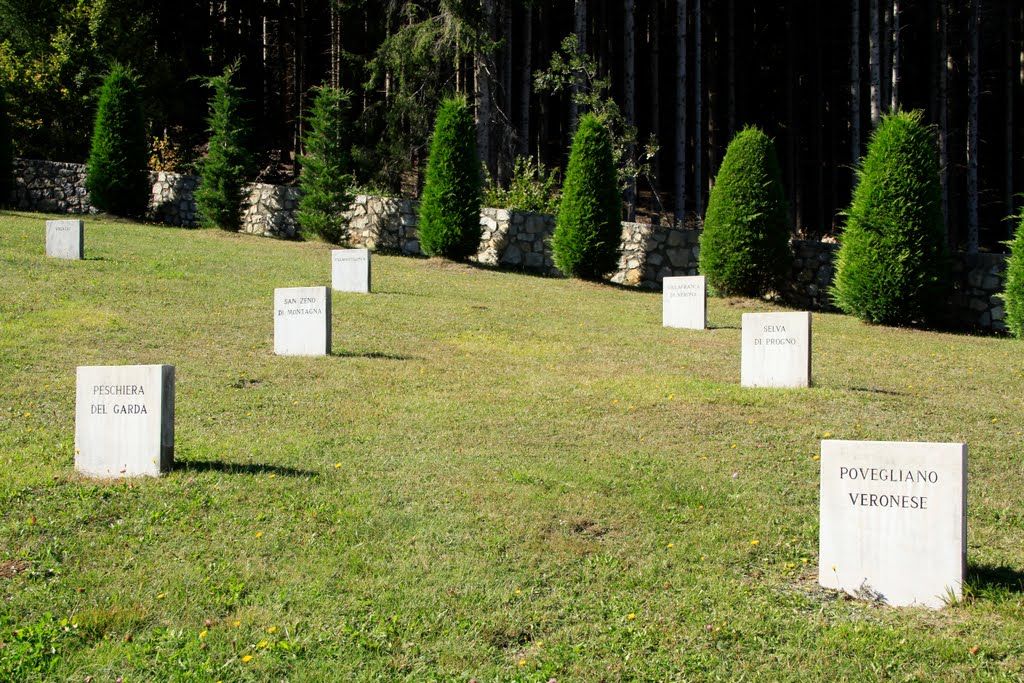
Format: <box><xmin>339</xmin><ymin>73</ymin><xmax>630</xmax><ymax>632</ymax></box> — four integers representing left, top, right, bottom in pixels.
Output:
<box><xmin>46</xmin><ymin>219</ymin><xmax>84</xmax><ymax>260</ymax></box>
<box><xmin>819</xmin><ymin>440</ymin><xmax>967</xmax><ymax>609</ymax></box>
<box><xmin>662</xmin><ymin>276</ymin><xmax>706</xmax><ymax>329</ymax></box>
<box><xmin>75</xmin><ymin>364</ymin><xmax>175</xmax><ymax>478</ymax></box>
<box><xmin>331</xmin><ymin>248</ymin><xmax>371</xmax><ymax>293</ymax></box>
<box><xmin>274</xmin><ymin>286</ymin><xmax>332</xmax><ymax>356</ymax></box>
<box><xmin>740</xmin><ymin>311</ymin><xmax>811</xmax><ymax>388</ymax></box>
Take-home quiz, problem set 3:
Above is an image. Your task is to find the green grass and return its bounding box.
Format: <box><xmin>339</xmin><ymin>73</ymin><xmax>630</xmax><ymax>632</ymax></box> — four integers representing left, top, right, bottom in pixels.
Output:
<box><xmin>1</xmin><ymin>210</ymin><xmax>1023</xmax><ymax>681</ymax></box>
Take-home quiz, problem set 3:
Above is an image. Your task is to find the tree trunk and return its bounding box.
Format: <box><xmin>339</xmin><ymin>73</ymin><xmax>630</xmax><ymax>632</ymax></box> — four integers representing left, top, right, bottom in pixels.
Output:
<box><xmin>571</xmin><ymin>0</ymin><xmax>587</xmax><ymax>131</ymax></box>
<box><xmin>694</xmin><ymin>0</ymin><xmax>703</xmax><ymax>217</ymax></box>
<box><xmin>851</xmin><ymin>0</ymin><xmax>861</xmax><ymax>162</ymax></box>
<box><xmin>1006</xmin><ymin>0</ymin><xmax>1015</xmax><ymax>217</ymax></box>
<box><xmin>727</xmin><ymin>0</ymin><xmax>736</xmax><ymax>137</ymax></box>
<box><xmin>624</xmin><ymin>0</ymin><xmax>637</xmax><ymax>220</ymax></box>
<box><xmin>518</xmin><ymin>4</ymin><xmax>532</xmax><ymax>158</ymax></box>
<box><xmin>939</xmin><ymin>0</ymin><xmax>950</xmax><ymax>242</ymax></box>
<box><xmin>967</xmin><ymin>0</ymin><xmax>980</xmax><ymax>254</ymax></box>
<box><xmin>650</xmin><ymin>2</ymin><xmax>661</xmax><ymax>184</ymax></box>
<box><xmin>674</xmin><ymin>0</ymin><xmax>688</xmax><ymax>223</ymax></box>
<box><xmin>882</xmin><ymin>0</ymin><xmax>891</xmax><ymax>110</ymax></box>
<box><xmin>499</xmin><ymin>0</ymin><xmax>512</xmax><ymax>184</ymax></box>
<box><xmin>476</xmin><ymin>0</ymin><xmax>496</xmax><ymax>181</ymax></box>
<box><xmin>890</xmin><ymin>0</ymin><xmax>900</xmax><ymax>111</ymax></box>
<box><xmin>869</xmin><ymin>0</ymin><xmax>881</xmax><ymax>126</ymax></box>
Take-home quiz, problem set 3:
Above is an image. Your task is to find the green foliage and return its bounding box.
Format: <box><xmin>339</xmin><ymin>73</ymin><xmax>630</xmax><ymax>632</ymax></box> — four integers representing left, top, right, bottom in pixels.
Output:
<box><xmin>358</xmin><ymin>2</ymin><xmax>489</xmax><ymax>190</ymax></box>
<box><xmin>552</xmin><ymin>114</ymin><xmax>621</xmax><ymax>279</ymax></box>
<box><xmin>0</xmin><ymin>84</ymin><xmax>12</xmax><ymax>205</ymax></box>
<box><xmin>298</xmin><ymin>85</ymin><xmax>355</xmax><ymax>244</ymax></box>
<box><xmin>1002</xmin><ymin>213</ymin><xmax>1024</xmax><ymax>337</ymax></box>
<box><xmin>699</xmin><ymin>127</ymin><xmax>791</xmax><ymax>297</ymax></box>
<box><xmin>832</xmin><ymin>110</ymin><xmax>949</xmax><ymax>325</ymax></box>
<box><xmin>535</xmin><ymin>35</ymin><xmax>658</xmax><ymax>192</ymax></box>
<box><xmin>85</xmin><ymin>63</ymin><xmax>149</xmax><ymax>216</ymax></box>
<box><xmin>483</xmin><ymin>156</ymin><xmax>561</xmax><ymax>215</ymax></box>
<box><xmin>195</xmin><ymin>63</ymin><xmax>251</xmax><ymax>231</ymax></box>
<box><xmin>418</xmin><ymin>97</ymin><xmax>483</xmax><ymax>259</ymax></box>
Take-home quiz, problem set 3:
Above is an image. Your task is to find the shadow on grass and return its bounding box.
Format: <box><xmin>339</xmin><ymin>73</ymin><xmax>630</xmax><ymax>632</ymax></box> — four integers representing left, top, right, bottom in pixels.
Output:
<box><xmin>174</xmin><ymin>460</ymin><xmax>317</xmax><ymax>478</ymax></box>
<box><xmin>849</xmin><ymin>386</ymin><xmax>906</xmax><ymax>396</ymax></box>
<box><xmin>332</xmin><ymin>350</ymin><xmax>416</xmax><ymax>361</ymax></box>
<box><xmin>966</xmin><ymin>563</ymin><xmax>1024</xmax><ymax>596</ymax></box>
<box><xmin>708</xmin><ymin>323</ymin><xmax>740</xmax><ymax>330</ymax></box>
<box><xmin>373</xmin><ymin>289</ymin><xmax>430</xmax><ymax>297</ymax></box>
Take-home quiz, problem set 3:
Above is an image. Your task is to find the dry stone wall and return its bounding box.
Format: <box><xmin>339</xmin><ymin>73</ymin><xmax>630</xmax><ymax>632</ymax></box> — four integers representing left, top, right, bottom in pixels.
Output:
<box><xmin>14</xmin><ymin>158</ymin><xmax>301</xmax><ymax>237</ymax></box>
<box><xmin>8</xmin><ymin>158</ymin><xmax>1009</xmax><ymax>332</ymax></box>
<box><xmin>785</xmin><ymin>239</ymin><xmax>1008</xmax><ymax>332</ymax></box>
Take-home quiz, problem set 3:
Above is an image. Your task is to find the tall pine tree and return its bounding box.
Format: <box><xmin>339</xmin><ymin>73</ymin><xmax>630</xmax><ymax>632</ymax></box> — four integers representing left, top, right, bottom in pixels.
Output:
<box><xmin>195</xmin><ymin>63</ymin><xmax>251</xmax><ymax>231</ymax></box>
<box><xmin>298</xmin><ymin>85</ymin><xmax>354</xmax><ymax>243</ymax></box>
<box><xmin>85</xmin><ymin>64</ymin><xmax>149</xmax><ymax>217</ymax></box>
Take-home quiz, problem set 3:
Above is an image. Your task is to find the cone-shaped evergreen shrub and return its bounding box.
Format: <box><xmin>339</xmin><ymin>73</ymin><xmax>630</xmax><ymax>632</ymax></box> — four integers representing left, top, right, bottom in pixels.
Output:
<box><xmin>85</xmin><ymin>64</ymin><xmax>149</xmax><ymax>216</ymax></box>
<box><xmin>552</xmin><ymin>114</ymin><xmax>621</xmax><ymax>279</ymax></box>
<box><xmin>195</xmin><ymin>63</ymin><xmax>251</xmax><ymax>231</ymax></box>
<box><xmin>832</xmin><ymin>110</ymin><xmax>949</xmax><ymax>325</ymax></box>
<box><xmin>298</xmin><ymin>85</ymin><xmax>354</xmax><ymax>243</ymax></box>
<box><xmin>699</xmin><ymin>126</ymin><xmax>790</xmax><ymax>297</ymax></box>
<box><xmin>1002</xmin><ymin>214</ymin><xmax>1024</xmax><ymax>337</ymax></box>
<box><xmin>418</xmin><ymin>97</ymin><xmax>482</xmax><ymax>259</ymax></box>
<box><xmin>0</xmin><ymin>85</ymin><xmax>12</xmax><ymax>207</ymax></box>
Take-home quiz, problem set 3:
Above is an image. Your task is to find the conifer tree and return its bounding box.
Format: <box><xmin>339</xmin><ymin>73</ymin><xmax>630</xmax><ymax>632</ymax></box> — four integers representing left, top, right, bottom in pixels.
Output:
<box><xmin>195</xmin><ymin>63</ymin><xmax>251</xmax><ymax>231</ymax></box>
<box><xmin>1001</xmin><ymin>214</ymin><xmax>1024</xmax><ymax>337</ymax></box>
<box><xmin>298</xmin><ymin>85</ymin><xmax>354</xmax><ymax>243</ymax></box>
<box><xmin>552</xmin><ymin>113</ymin><xmax>622</xmax><ymax>279</ymax></box>
<box><xmin>832</xmin><ymin>110</ymin><xmax>949</xmax><ymax>324</ymax></box>
<box><xmin>85</xmin><ymin>64</ymin><xmax>149</xmax><ymax>216</ymax></box>
<box><xmin>418</xmin><ymin>97</ymin><xmax>483</xmax><ymax>259</ymax></box>
<box><xmin>699</xmin><ymin>126</ymin><xmax>790</xmax><ymax>297</ymax></box>
<box><xmin>0</xmin><ymin>84</ymin><xmax>12</xmax><ymax>207</ymax></box>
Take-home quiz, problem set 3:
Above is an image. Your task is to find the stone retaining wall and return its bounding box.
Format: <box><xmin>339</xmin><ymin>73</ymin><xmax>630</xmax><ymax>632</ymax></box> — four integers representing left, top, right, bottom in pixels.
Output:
<box><xmin>13</xmin><ymin>158</ymin><xmax>301</xmax><ymax>237</ymax></box>
<box><xmin>786</xmin><ymin>239</ymin><xmax>1008</xmax><ymax>332</ymax></box>
<box><xmin>8</xmin><ymin>158</ymin><xmax>1009</xmax><ymax>331</ymax></box>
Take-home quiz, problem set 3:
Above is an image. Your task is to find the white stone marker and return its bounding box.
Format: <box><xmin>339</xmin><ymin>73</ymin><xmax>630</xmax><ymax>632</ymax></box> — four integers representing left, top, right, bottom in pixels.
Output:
<box><xmin>75</xmin><ymin>364</ymin><xmax>175</xmax><ymax>478</ymax></box>
<box><xmin>662</xmin><ymin>276</ymin><xmax>706</xmax><ymax>329</ymax></box>
<box><xmin>740</xmin><ymin>311</ymin><xmax>811</xmax><ymax>388</ymax></box>
<box><xmin>819</xmin><ymin>440</ymin><xmax>967</xmax><ymax>609</ymax></box>
<box><xmin>45</xmin><ymin>219</ymin><xmax>84</xmax><ymax>260</ymax></box>
<box><xmin>274</xmin><ymin>286</ymin><xmax>331</xmax><ymax>356</ymax></box>
<box><xmin>331</xmin><ymin>248</ymin><xmax>371</xmax><ymax>293</ymax></box>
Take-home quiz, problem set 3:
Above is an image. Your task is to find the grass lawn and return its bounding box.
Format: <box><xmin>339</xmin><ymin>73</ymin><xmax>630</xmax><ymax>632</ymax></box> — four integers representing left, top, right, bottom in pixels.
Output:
<box><xmin>1</xmin><ymin>210</ymin><xmax>1022</xmax><ymax>681</ymax></box>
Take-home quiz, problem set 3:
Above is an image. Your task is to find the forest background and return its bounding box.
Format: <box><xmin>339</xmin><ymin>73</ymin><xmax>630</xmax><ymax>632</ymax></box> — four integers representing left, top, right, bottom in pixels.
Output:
<box><xmin>1</xmin><ymin>0</ymin><xmax>1019</xmax><ymax>252</ymax></box>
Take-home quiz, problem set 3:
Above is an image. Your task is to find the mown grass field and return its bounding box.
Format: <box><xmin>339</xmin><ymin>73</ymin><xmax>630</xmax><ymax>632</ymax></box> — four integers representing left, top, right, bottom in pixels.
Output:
<box><xmin>1</xmin><ymin>210</ymin><xmax>1022</xmax><ymax>681</ymax></box>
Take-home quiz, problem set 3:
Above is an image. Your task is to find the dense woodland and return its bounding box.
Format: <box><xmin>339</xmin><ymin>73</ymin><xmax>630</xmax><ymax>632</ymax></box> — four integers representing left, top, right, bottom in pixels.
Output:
<box><xmin>1</xmin><ymin>0</ymin><xmax>1022</xmax><ymax>250</ymax></box>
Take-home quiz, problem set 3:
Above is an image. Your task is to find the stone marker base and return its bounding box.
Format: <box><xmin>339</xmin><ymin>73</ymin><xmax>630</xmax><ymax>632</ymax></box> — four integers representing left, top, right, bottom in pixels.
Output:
<box><xmin>75</xmin><ymin>364</ymin><xmax>175</xmax><ymax>478</ymax></box>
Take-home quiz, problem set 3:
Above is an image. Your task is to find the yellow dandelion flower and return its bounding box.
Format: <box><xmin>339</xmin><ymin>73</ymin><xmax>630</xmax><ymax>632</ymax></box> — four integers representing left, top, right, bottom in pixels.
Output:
<box><xmin>23</xmin><ymin>412</ymin><xmax>31</xmax><ymax>418</ymax></box>
<box><xmin>267</xmin><ymin>626</ymin><xmax>277</xmax><ymax>634</ymax></box>
<box><xmin>514</xmin><ymin>588</ymin><xmax>522</xmax><ymax>595</ymax></box>
<box><xmin>667</xmin><ymin>543</ymin><xmax>674</xmax><ymax>549</ymax></box>
<box><xmin>750</xmin><ymin>539</ymin><xmax>760</xmax><ymax>546</ymax></box>
<box><xmin>255</xmin><ymin>531</ymin><xmax>264</xmax><ymax>538</ymax></box>
<box><xmin>668</xmin><ymin>394</ymin><xmax>675</xmax><ymax>400</ymax></box>
<box><xmin>334</xmin><ymin>463</ymin><xmax>342</xmax><ymax>468</ymax></box>
<box><xmin>156</xmin><ymin>593</ymin><xmax>167</xmax><ymax>600</ymax></box>
<box><xmin>199</xmin><ymin>630</ymin><xmax>208</xmax><ymax>639</ymax></box>
<box><xmin>232</xmin><ymin>620</ymin><xmax>242</xmax><ymax>627</ymax></box>
<box><xmin>627</xmin><ymin>613</ymin><xmax>636</xmax><ymax>620</ymax></box>
<box><xmin>257</xmin><ymin>639</ymin><xmax>269</xmax><ymax>649</ymax></box>
<box><xmin>241</xmin><ymin>654</ymin><xmax>254</xmax><ymax>663</ymax></box>
<box><xmin>730</xmin><ymin>443</ymin><xmax>737</xmax><ymax>449</ymax></box>
<box><xmin>812</xmin><ymin>455</ymin><xmax>821</xmax><ymax>461</ymax></box>
<box><xmin>518</xmin><ymin>658</ymin><xmax>527</xmax><ymax>666</ymax></box>
<box><xmin>822</xmin><ymin>432</ymin><xmax>832</xmax><ymax>438</ymax></box>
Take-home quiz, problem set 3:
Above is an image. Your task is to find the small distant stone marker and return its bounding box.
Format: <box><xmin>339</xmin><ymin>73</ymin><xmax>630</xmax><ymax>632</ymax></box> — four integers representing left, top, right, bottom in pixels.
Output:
<box><xmin>331</xmin><ymin>248</ymin><xmax>371</xmax><ymax>293</ymax></box>
<box><xmin>819</xmin><ymin>440</ymin><xmax>967</xmax><ymax>609</ymax></box>
<box><xmin>75</xmin><ymin>364</ymin><xmax>175</xmax><ymax>478</ymax></box>
<box><xmin>662</xmin><ymin>276</ymin><xmax>706</xmax><ymax>329</ymax></box>
<box><xmin>740</xmin><ymin>311</ymin><xmax>811</xmax><ymax>388</ymax></box>
<box><xmin>45</xmin><ymin>219</ymin><xmax>84</xmax><ymax>260</ymax></box>
<box><xmin>274</xmin><ymin>286</ymin><xmax>331</xmax><ymax>356</ymax></box>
